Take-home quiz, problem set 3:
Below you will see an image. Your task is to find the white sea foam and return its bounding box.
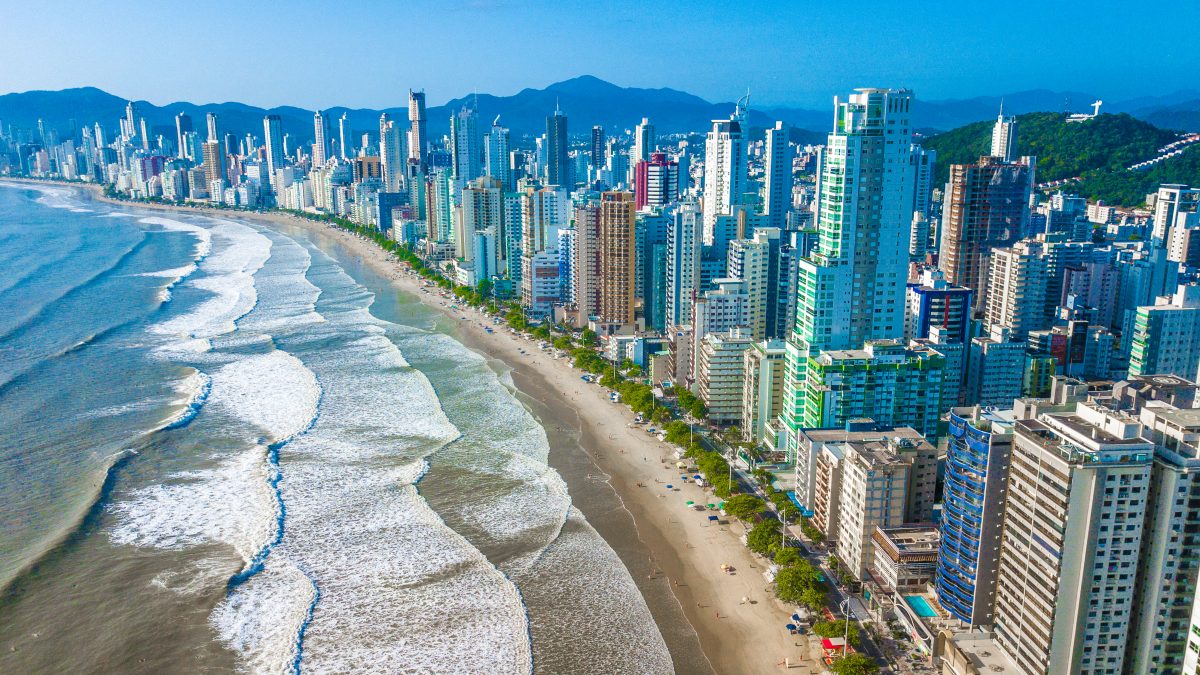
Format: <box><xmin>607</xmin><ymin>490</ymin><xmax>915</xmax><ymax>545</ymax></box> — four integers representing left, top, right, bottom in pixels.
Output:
<box><xmin>208</xmin><ymin>351</ymin><xmax>320</xmax><ymax>443</ymax></box>
<box><xmin>212</xmin><ymin>556</ymin><xmax>316</xmax><ymax>674</ymax></box>
<box><xmin>150</xmin><ymin>220</ymin><xmax>270</xmax><ymax>353</ymax></box>
<box><xmin>158</xmin><ymin>368</ymin><xmax>212</xmax><ymax>430</ymax></box>
<box><xmin>108</xmin><ymin>445</ymin><xmax>278</xmax><ymax>560</ymax></box>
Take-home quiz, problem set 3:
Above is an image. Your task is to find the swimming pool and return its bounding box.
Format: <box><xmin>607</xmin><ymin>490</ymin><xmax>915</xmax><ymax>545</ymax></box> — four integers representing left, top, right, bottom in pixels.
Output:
<box><xmin>905</xmin><ymin>595</ymin><xmax>937</xmax><ymax>618</ymax></box>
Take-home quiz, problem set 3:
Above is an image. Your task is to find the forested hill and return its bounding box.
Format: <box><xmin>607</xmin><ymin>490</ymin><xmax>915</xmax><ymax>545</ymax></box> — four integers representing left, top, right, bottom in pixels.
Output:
<box><xmin>920</xmin><ymin>112</ymin><xmax>1199</xmax><ymax>206</ymax></box>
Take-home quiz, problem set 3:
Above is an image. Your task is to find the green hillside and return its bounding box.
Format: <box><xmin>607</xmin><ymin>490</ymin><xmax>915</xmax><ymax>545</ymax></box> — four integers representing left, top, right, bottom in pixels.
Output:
<box><xmin>919</xmin><ymin>112</ymin><xmax>1198</xmax><ymax>206</ymax></box>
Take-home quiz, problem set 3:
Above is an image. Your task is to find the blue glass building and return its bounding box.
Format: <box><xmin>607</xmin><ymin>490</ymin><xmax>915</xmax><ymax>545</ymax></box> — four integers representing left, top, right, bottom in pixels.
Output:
<box><xmin>935</xmin><ymin>406</ymin><xmax>1014</xmax><ymax>626</ymax></box>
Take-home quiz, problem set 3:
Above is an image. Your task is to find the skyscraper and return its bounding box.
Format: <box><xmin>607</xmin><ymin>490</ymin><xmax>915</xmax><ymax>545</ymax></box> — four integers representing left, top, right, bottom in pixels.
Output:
<box><xmin>990</xmin><ymin>110</ymin><xmax>1018</xmax><ymax>162</ymax></box>
<box><xmin>1150</xmin><ymin>183</ymin><xmax>1200</xmax><ymax>248</ymax></box>
<box><xmin>312</xmin><ymin>110</ymin><xmax>331</xmax><ymax>166</ymax></box>
<box><xmin>450</xmin><ymin>106</ymin><xmax>481</xmax><ymax>182</ymax></box>
<box><xmin>702</xmin><ymin>105</ymin><xmax>747</xmax><ymax>232</ymax></box>
<box><xmin>338</xmin><ymin>112</ymin><xmax>351</xmax><ymax>160</ymax></box>
<box><xmin>206</xmin><ymin>112</ymin><xmax>219</xmax><ymax>143</ymax></box>
<box><xmin>484</xmin><ymin>121</ymin><xmax>511</xmax><ymax>189</ymax></box>
<box><xmin>762</xmin><ymin>121</ymin><xmax>790</xmax><ymax>229</ymax></box>
<box><xmin>597</xmin><ymin>192</ymin><xmax>636</xmax><ymax>327</ymax></box>
<box><xmin>781</xmin><ymin>89</ymin><xmax>916</xmax><ymax>459</ymax></box>
<box><xmin>634</xmin><ymin>152</ymin><xmax>679</xmax><ymax>208</ymax></box>
<box><xmin>632</xmin><ymin>117</ymin><xmax>655</xmax><ymax>165</ymax></box>
<box><xmin>938</xmin><ymin>156</ymin><xmax>1033</xmax><ymax>308</ymax></box>
<box><xmin>175</xmin><ymin>112</ymin><xmax>192</xmax><ymax>160</ymax></box>
<box><xmin>546</xmin><ymin>105</ymin><xmax>568</xmax><ymax>187</ymax></box>
<box><xmin>590</xmin><ymin>125</ymin><xmax>604</xmax><ymax>174</ymax></box>
<box><xmin>573</xmin><ymin>204</ymin><xmax>601</xmax><ymax>326</ymax></box>
<box><xmin>263</xmin><ymin>114</ymin><xmax>283</xmax><ymax>195</ymax></box>
<box><xmin>408</xmin><ymin>90</ymin><xmax>427</xmax><ymax>170</ymax></box>
<box><xmin>379</xmin><ymin>113</ymin><xmax>406</xmax><ymax>192</ymax></box>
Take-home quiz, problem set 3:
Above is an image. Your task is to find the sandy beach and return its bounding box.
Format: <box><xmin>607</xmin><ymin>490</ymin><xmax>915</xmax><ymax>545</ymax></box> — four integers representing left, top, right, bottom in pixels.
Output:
<box><xmin>19</xmin><ymin>181</ymin><xmax>824</xmax><ymax>673</ymax></box>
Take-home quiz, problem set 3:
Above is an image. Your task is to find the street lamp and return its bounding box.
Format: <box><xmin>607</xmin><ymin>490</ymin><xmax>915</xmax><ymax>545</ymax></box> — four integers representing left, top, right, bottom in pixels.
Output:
<box><xmin>839</xmin><ymin>598</ymin><xmax>851</xmax><ymax>658</ymax></box>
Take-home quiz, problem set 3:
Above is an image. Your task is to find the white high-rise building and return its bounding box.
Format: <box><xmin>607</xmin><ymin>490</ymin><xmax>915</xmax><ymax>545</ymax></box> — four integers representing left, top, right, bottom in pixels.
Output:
<box><xmin>338</xmin><ymin>112</ymin><xmax>351</xmax><ymax>160</ymax></box>
<box><xmin>762</xmin><ymin>121</ymin><xmax>790</xmax><ymax>229</ymax></box>
<box><xmin>379</xmin><ymin>113</ymin><xmax>406</xmax><ymax>192</ymax></box>
<box><xmin>450</xmin><ymin>106</ymin><xmax>481</xmax><ymax>182</ymax></box>
<box><xmin>666</xmin><ymin>201</ymin><xmax>703</xmax><ymax>327</ymax></box>
<box><xmin>994</xmin><ymin>403</ymin><xmax>1154</xmax><ymax>675</ymax></box>
<box><xmin>312</xmin><ymin>110</ymin><xmax>331</xmax><ymax>166</ymax></box>
<box><xmin>484</xmin><ymin>122</ymin><xmax>511</xmax><ymax>188</ymax></box>
<box><xmin>457</xmin><ymin>177</ymin><xmax>503</xmax><ymax>263</ymax></box>
<box><xmin>1151</xmin><ymin>184</ymin><xmax>1200</xmax><ymax>248</ymax></box>
<box><xmin>990</xmin><ymin>111</ymin><xmax>1018</xmax><ymax>162</ymax></box>
<box><xmin>702</xmin><ymin>105</ymin><xmax>748</xmax><ymax>234</ymax></box>
<box><xmin>632</xmin><ymin>117</ymin><xmax>655</xmax><ymax>165</ymax></box>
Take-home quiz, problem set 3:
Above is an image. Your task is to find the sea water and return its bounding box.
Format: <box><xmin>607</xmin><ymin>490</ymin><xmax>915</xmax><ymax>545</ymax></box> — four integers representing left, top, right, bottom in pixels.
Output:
<box><xmin>0</xmin><ymin>183</ymin><xmax>672</xmax><ymax>673</ymax></box>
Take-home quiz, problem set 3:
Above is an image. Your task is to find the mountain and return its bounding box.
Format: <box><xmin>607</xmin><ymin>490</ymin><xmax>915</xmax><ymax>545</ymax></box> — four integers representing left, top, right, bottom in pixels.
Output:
<box><xmin>0</xmin><ymin>76</ymin><xmax>782</xmax><ymax>148</ymax></box>
<box><xmin>920</xmin><ymin>112</ymin><xmax>1198</xmax><ymax>206</ymax></box>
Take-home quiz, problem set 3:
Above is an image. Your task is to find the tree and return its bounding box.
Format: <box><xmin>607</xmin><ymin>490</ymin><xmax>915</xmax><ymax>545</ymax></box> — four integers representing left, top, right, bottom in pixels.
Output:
<box><xmin>746</xmin><ymin>520</ymin><xmax>781</xmax><ymax>557</ymax></box>
<box><xmin>829</xmin><ymin>653</ymin><xmax>879</xmax><ymax>675</ymax></box>
<box><xmin>723</xmin><ymin>494</ymin><xmax>765</xmax><ymax>521</ymax></box>
<box><xmin>552</xmin><ymin>335</ymin><xmax>573</xmax><ymax>350</ymax></box>
<box><xmin>812</xmin><ymin>620</ymin><xmax>860</xmax><ymax>647</ymax></box>
<box><xmin>774</xmin><ymin>548</ymin><xmax>801</xmax><ymax>567</ymax></box>
<box><xmin>581</xmin><ymin>328</ymin><xmax>599</xmax><ymax>347</ymax></box>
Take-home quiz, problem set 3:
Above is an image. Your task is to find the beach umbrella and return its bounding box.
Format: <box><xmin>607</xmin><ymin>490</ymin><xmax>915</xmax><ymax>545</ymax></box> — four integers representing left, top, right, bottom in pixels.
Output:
<box><xmin>686</xmin><ymin>500</ymin><xmax>694</xmax><ymax>505</ymax></box>
<box><xmin>718</xmin><ymin>502</ymin><xmax>725</xmax><ymax>509</ymax></box>
<box><xmin>706</xmin><ymin>503</ymin><xmax>715</xmax><ymax>509</ymax></box>
<box><xmin>786</xmin><ymin>623</ymin><xmax>797</xmax><ymax>631</ymax></box>
<box><xmin>666</xmin><ymin>484</ymin><xmax>673</xmax><ymax>489</ymax></box>
<box><xmin>681</xmin><ymin>475</ymin><xmax>689</xmax><ymax>480</ymax></box>
<box><xmin>693</xmin><ymin>474</ymin><xmax>702</xmax><ymax>479</ymax></box>
<box><xmin>707</xmin><ymin>515</ymin><xmax>718</xmax><ymax>521</ymax></box>
<box><xmin>792</xmin><ymin>613</ymin><xmax>801</xmax><ymax>622</ymax></box>
<box><xmin>675</xmin><ymin>461</ymin><xmax>685</xmax><ymax>468</ymax></box>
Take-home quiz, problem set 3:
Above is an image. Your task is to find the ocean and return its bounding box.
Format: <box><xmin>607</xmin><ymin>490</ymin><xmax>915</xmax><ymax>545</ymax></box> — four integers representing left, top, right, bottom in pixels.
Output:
<box><xmin>0</xmin><ymin>183</ymin><xmax>674</xmax><ymax>673</ymax></box>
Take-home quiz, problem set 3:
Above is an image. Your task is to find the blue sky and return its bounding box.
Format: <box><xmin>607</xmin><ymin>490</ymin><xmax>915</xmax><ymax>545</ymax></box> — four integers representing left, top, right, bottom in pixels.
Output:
<box><xmin>3</xmin><ymin>0</ymin><xmax>1195</xmax><ymax>109</ymax></box>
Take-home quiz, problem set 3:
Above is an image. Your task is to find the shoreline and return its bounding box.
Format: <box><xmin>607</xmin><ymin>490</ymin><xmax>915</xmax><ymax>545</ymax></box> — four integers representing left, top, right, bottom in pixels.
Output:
<box><xmin>7</xmin><ymin>180</ymin><xmax>819</xmax><ymax>673</ymax></box>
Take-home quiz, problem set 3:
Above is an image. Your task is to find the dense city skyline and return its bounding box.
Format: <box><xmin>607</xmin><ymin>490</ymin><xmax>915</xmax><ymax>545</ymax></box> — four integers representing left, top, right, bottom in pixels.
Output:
<box><xmin>2</xmin><ymin>0</ymin><xmax>1197</xmax><ymax>109</ymax></box>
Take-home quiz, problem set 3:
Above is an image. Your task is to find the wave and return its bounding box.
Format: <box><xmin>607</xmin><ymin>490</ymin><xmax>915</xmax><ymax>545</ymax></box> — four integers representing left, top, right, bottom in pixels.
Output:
<box><xmin>0</xmin><ymin>448</ymin><xmax>140</xmax><ymax>601</ymax></box>
<box><xmin>138</xmin><ymin>216</ymin><xmax>213</xmax><ymax>259</ymax></box>
<box><xmin>0</xmin><ymin>231</ymin><xmax>150</xmax><ymax>344</ymax></box>
<box><xmin>0</xmin><ymin>233</ymin><xmax>88</xmax><ymax>297</ymax></box>
<box><xmin>161</xmin><ymin>369</ymin><xmax>212</xmax><ymax>430</ymax></box>
<box><xmin>149</xmin><ymin>220</ymin><xmax>270</xmax><ymax>355</ymax></box>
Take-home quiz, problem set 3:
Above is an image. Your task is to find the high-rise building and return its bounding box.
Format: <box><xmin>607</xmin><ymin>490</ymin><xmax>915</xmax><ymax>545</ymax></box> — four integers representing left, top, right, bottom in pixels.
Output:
<box><xmin>904</xmin><ymin>267</ymin><xmax>973</xmax><ymax>343</ymax></box>
<box><xmin>632</xmin><ymin>117</ymin><xmax>655</xmax><ymax>166</ymax></box>
<box><xmin>457</xmin><ymin>177</ymin><xmax>503</xmax><ymax>266</ymax></box>
<box><xmin>938</xmin><ymin>156</ymin><xmax>1033</xmax><ymax>308</ymax></box>
<box><xmin>701</xmin><ymin>107</ymin><xmax>747</xmax><ymax>232</ymax></box>
<box><xmin>201</xmin><ymin>140</ymin><xmax>225</xmax><ymax>191</ymax></box>
<box><xmin>782</xmin><ymin>89</ymin><xmax>916</xmax><ymax>453</ymax></box>
<box><xmin>1150</xmin><ymin>183</ymin><xmax>1200</xmax><ymax>248</ymax></box>
<box><xmin>1129</xmin><ymin>284</ymin><xmax>1200</xmax><ymax>381</ymax></box>
<box><xmin>799</xmin><ymin>340</ymin><xmax>944</xmax><ymax>443</ymax></box>
<box><xmin>910</xmin><ymin>145</ymin><xmax>936</xmax><ymax>221</ymax></box>
<box><xmin>985</xmin><ymin>240</ymin><xmax>1050</xmax><ymax>339</ymax></box>
<box><xmin>206</xmin><ymin>112</ymin><xmax>219</xmax><ymax>143</ymax></box>
<box><xmin>634</xmin><ymin>152</ymin><xmax>679</xmax><ymax>208</ymax></box>
<box><xmin>484</xmin><ymin>121</ymin><xmax>511</xmax><ymax>189</ymax></box>
<box><xmin>546</xmin><ymin>105</ymin><xmax>568</xmax><ymax>187</ymax></box>
<box><xmin>450</xmin><ymin>106</ymin><xmax>481</xmax><ymax>182</ymax></box>
<box><xmin>597</xmin><ymin>192</ymin><xmax>636</xmax><ymax>328</ymax></box>
<box><xmin>666</xmin><ymin>202</ymin><xmax>703</xmax><ymax>328</ymax></box>
<box><xmin>696</xmin><ymin>328</ymin><xmax>755</xmax><ymax>425</ymax></box>
<box><xmin>312</xmin><ymin>110</ymin><xmax>331</xmax><ymax>166</ymax></box>
<box><xmin>936</xmin><ymin>406</ymin><xmax>1015</xmax><ymax>626</ymax></box>
<box><xmin>835</xmin><ymin>430</ymin><xmax>938</xmax><ymax>580</ymax></box>
<box><xmin>762</xmin><ymin>121</ymin><xmax>790</xmax><ymax>229</ymax></box>
<box><xmin>338</xmin><ymin>113</ymin><xmax>351</xmax><ymax>160</ymax></box>
<box><xmin>742</xmin><ymin>340</ymin><xmax>788</xmax><ymax>444</ymax></box>
<box><xmin>993</xmin><ymin>404</ymin><xmax>1155</xmax><ymax>675</ymax></box>
<box><xmin>263</xmin><ymin>115</ymin><xmax>284</xmax><ymax>196</ymax></box>
<box><xmin>590</xmin><ymin>125</ymin><xmax>605</xmax><ymax>173</ymax></box>
<box><xmin>175</xmin><ymin>112</ymin><xmax>192</xmax><ymax>160</ymax></box>
<box><xmin>573</xmin><ymin>204</ymin><xmax>601</xmax><ymax>326</ymax></box>
<box><xmin>408</xmin><ymin>90</ymin><xmax>427</xmax><ymax>170</ymax></box>
<box><xmin>726</xmin><ymin>231</ymin><xmax>774</xmax><ymax>341</ymax></box>
<box><xmin>379</xmin><ymin>113</ymin><xmax>406</xmax><ymax>192</ymax></box>
<box><xmin>990</xmin><ymin>111</ymin><xmax>1018</xmax><ymax>162</ymax></box>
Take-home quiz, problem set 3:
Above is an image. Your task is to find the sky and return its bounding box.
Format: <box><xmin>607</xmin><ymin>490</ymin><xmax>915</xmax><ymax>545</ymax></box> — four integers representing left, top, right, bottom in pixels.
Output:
<box><xmin>2</xmin><ymin>0</ymin><xmax>1196</xmax><ymax>110</ymax></box>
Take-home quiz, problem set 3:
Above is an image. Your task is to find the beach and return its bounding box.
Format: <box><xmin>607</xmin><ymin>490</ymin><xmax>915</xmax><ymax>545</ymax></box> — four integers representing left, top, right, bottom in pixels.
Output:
<box><xmin>17</xmin><ymin>181</ymin><xmax>822</xmax><ymax>673</ymax></box>
<box><xmin>257</xmin><ymin>210</ymin><xmax>822</xmax><ymax>674</ymax></box>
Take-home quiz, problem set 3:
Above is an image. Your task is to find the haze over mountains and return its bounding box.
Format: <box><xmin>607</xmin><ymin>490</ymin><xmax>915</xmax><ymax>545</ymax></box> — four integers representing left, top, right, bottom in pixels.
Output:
<box><xmin>1</xmin><ymin>75</ymin><xmax>1197</xmax><ymax>146</ymax></box>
